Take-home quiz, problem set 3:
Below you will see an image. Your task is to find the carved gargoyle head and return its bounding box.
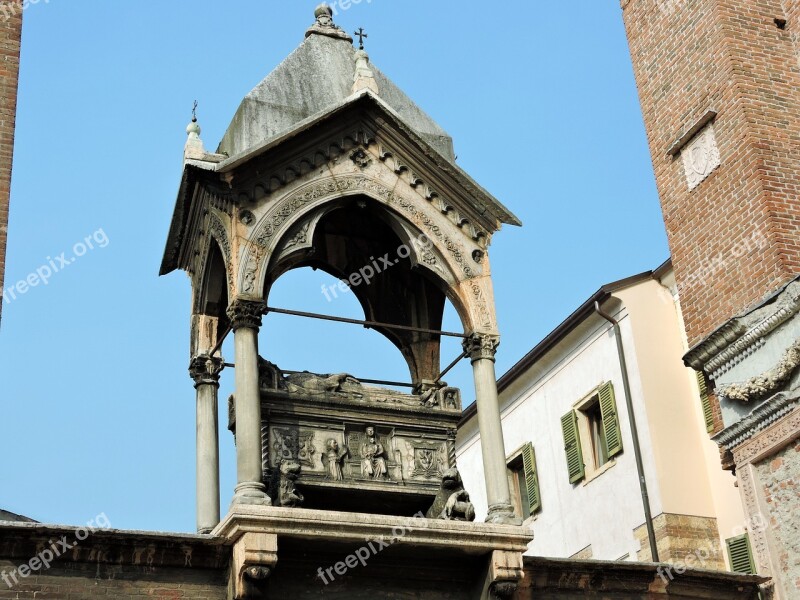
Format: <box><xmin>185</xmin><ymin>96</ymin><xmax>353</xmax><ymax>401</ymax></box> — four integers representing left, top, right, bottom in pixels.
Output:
<box><xmin>441</xmin><ymin>468</ymin><xmax>462</xmax><ymax>490</ymax></box>
<box><xmin>280</xmin><ymin>460</ymin><xmax>302</xmax><ymax>481</ymax></box>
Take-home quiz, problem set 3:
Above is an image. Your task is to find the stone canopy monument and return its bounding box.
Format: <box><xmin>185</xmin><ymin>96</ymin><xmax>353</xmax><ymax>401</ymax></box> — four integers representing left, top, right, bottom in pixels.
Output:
<box><xmin>161</xmin><ymin>4</ymin><xmax>532</xmax><ymax>597</ymax></box>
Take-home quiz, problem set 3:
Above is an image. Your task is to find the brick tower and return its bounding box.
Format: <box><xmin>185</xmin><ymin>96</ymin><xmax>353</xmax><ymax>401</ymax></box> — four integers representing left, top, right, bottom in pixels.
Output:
<box><xmin>621</xmin><ymin>1</ymin><xmax>800</xmax><ymax>597</ymax></box>
<box><xmin>0</xmin><ymin>3</ymin><xmax>22</xmax><ymax>325</ymax></box>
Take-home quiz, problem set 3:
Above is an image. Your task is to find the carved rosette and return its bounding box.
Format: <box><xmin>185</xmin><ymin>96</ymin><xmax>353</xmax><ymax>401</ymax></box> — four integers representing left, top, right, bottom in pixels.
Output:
<box><xmin>226</xmin><ymin>299</ymin><xmax>266</xmax><ymax>331</ymax></box>
<box><xmin>189</xmin><ymin>354</ymin><xmax>224</xmax><ymax>388</ymax></box>
<box><xmin>463</xmin><ymin>333</ymin><xmax>500</xmax><ymax>363</ymax></box>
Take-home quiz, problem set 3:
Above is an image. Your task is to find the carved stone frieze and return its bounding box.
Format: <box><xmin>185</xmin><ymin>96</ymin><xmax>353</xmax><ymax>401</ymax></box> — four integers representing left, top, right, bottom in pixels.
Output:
<box><xmin>240</xmin><ymin>175</ymin><xmax>480</xmax><ymax>295</ymax></box>
<box><xmin>324</xmin><ymin>439</ymin><xmax>348</xmax><ymax>481</ymax></box>
<box><xmin>410</xmin><ymin>443</ymin><xmax>444</xmax><ymax>479</ymax></box>
<box><xmin>271</xmin><ymin>428</ymin><xmax>317</xmax><ymax>469</ymax></box>
<box><xmin>737</xmin><ymin>465</ymin><xmax>773</xmax><ymax>576</ymax></box>
<box><xmin>236</xmin><ymin>129</ymin><xmax>376</xmax><ymax>203</ymax></box>
<box><xmin>732</xmin><ymin>406</ymin><xmax>800</xmax><ymax>466</ymax></box>
<box><xmin>719</xmin><ymin>340</ymin><xmax>800</xmax><ymax>403</ymax></box>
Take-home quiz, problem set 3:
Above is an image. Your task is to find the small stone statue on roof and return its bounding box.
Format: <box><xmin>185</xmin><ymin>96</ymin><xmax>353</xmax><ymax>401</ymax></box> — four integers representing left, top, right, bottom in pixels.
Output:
<box><xmin>306</xmin><ymin>4</ymin><xmax>353</xmax><ymax>42</ymax></box>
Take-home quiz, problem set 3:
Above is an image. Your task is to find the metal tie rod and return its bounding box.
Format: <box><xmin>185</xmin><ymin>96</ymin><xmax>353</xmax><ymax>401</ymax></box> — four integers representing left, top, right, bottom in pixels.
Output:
<box><xmin>264</xmin><ymin>306</ymin><xmax>468</xmax><ymax>339</ymax></box>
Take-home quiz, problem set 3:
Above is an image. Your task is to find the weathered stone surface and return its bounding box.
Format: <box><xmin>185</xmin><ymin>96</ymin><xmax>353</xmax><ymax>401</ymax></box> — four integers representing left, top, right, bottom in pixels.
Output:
<box><xmin>217</xmin><ymin>31</ymin><xmax>455</xmax><ymax>161</ymax></box>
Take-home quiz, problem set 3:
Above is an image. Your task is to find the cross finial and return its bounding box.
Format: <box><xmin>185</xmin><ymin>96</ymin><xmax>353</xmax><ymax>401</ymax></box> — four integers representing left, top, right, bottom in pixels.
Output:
<box><xmin>354</xmin><ymin>27</ymin><xmax>368</xmax><ymax>50</ymax></box>
<box><xmin>192</xmin><ymin>100</ymin><xmax>198</xmax><ymax>123</ymax></box>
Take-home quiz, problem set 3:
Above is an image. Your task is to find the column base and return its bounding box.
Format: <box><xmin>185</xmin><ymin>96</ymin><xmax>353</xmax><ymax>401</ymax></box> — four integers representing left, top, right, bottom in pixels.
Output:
<box><xmin>486</xmin><ymin>503</ymin><xmax>522</xmax><ymax>526</ymax></box>
<box><xmin>232</xmin><ymin>482</ymin><xmax>272</xmax><ymax>507</ymax></box>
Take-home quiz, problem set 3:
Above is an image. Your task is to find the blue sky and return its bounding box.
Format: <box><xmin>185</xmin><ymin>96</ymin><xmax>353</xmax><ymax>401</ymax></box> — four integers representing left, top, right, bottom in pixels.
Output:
<box><xmin>0</xmin><ymin>1</ymin><xmax>666</xmax><ymax>532</ymax></box>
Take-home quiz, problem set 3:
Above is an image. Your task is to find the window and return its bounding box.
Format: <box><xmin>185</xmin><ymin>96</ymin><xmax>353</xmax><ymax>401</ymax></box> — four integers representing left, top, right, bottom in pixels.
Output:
<box><xmin>726</xmin><ymin>534</ymin><xmax>757</xmax><ymax>575</ymax></box>
<box><xmin>584</xmin><ymin>398</ymin><xmax>610</xmax><ymax>469</ymax></box>
<box><xmin>507</xmin><ymin>442</ymin><xmax>541</xmax><ymax>519</ymax></box>
<box><xmin>561</xmin><ymin>382</ymin><xmax>623</xmax><ymax>483</ymax></box>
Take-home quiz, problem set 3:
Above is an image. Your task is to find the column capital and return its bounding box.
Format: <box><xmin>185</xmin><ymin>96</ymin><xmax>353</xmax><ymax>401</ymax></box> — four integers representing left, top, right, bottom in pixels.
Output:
<box><xmin>189</xmin><ymin>354</ymin><xmax>224</xmax><ymax>388</ymax></box>
<box><xmin>227</xmin><ymin>299</ymin><xmax>266</xmax><ymax>331</ymax></box>
<box><xmin>463</xmin><ymin>333</ymin><xmax>500</xmax><ymax>363</ymax></box>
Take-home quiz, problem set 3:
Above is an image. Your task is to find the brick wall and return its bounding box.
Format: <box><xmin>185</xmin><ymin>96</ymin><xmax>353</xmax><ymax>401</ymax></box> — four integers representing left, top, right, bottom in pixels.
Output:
<box><xmin>621</xmin><ymin>0</ymin><xmax>800</xmax><ymax>347</ymax></box>
<box><xmin>0</xmin><ymin>561</ymin><xmax>228</xmax><ymax>600</ymax></box>
<box><xmin>0</xmin><ymin>2</ymin><xmax>21</xmax><ymax>325</ymax></box>
<box><xmin>633</xmin><ymin>513</ymin><xmax>726</xmax><ymax>570</ymax></box>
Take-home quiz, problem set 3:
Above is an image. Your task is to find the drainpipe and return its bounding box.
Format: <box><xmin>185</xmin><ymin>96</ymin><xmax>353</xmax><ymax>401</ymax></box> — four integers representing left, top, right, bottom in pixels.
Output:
<box><xmin>594</xmin><ymin>300</ymin><xmax>660</xmax><ymax>563</ymax></box>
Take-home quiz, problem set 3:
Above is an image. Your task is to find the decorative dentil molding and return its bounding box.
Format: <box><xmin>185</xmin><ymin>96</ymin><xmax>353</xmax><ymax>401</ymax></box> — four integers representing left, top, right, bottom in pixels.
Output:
<box><xmin>379</xmin><ymin>145</ymin><xmax>488</xmax><ymax>247</ymax></box>
<box><xmin>686</xmin><ymin>280</ymin><xmax>800</xmax><ymax>373</ymax></box>
<box><xmin>714</xmin><ymin>392</ymin><xmax>798</xmax><ymax>452</ymax></box>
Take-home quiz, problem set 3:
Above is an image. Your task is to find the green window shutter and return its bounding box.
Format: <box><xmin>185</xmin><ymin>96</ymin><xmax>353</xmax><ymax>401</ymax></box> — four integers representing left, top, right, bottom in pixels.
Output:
<box><xmin>521</xmin><ymin>443</ymin><xmax>541</xmax><ymax>514</ymax></box>
<box><xmin>726</xmin><ymin>534</ymin><xmax>757</xmax><ymax>575</ymax></box>
<box><xmin>697</xmin><ymin>371</ymin><xmax>714</xmax><ymax>433</ymax></box>
<box><xmin>561</xmin><ymin>411</ymin><xmax>585</xmax><ymax>483</ymax></box>
<box><xmin>598</xmin><ymin>382</ymin><xmax>623</xmax><ymax>458</ymax></box>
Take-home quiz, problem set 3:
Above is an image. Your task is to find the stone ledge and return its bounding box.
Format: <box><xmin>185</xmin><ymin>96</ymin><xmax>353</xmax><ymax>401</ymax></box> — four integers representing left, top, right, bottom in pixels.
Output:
<box><xmin>213</xmin><ymin>505</ymin><xmax>532</xmax><ymax>554</ymax></box>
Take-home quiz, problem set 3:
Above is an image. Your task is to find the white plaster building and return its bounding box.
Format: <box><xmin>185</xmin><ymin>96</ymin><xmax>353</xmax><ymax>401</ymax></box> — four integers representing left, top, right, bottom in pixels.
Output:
<box><xmin>457</xmin><ymin>261</ymin><xmax>746</xmax><ymax>569</ymax></box>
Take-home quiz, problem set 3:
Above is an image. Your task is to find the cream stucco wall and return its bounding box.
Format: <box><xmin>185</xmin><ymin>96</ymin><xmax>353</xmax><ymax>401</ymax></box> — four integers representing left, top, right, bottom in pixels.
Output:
<box><xmin>644</xmin><ymin>272</ymin><xmax>746</xmax><ymax>568</ymax></box>
<box><xmin>457</xmin><ymin>269</ymin><xmax>744</xmax><ymax>565</ymax></box>
<box><xmin>458</xmin><ymin>300</ymin><xmax>662</xmax><ymax>560</ymax></box>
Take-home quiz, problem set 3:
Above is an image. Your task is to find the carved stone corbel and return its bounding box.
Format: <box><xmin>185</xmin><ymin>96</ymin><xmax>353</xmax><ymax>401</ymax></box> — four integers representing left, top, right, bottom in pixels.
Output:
<box><xmin>231</xmin><ymin>532</ymin><xmax>278</xmax><ymax>600</ymax></box>
<box><xmin>486</xmin><ymin>550</ymin><xmax>524</xmax><ymax>599</ymax></box>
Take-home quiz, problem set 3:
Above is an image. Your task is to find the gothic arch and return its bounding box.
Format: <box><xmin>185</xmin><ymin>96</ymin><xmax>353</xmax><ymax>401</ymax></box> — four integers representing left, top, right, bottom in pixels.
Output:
<box><xmin>236</xmin><ymin>173</ymin><xmax>496</xmax><ymax>335</ymax></box>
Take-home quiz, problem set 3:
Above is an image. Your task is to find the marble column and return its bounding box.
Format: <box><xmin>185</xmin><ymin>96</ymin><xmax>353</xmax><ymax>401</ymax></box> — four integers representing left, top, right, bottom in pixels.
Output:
<box><xmin>464</xmin><ymin>333</ymin><xmax>519</xmax><ymax>525</ymax></box>
<box><xmin>227</xmin><ymin>299</ymin><xmax>271</xmax><ymax>506</ymax></box>
<box><xmin>190</xmin><ymin>354</ymin><xmax>223</xmax><ymax>533</ymax></box>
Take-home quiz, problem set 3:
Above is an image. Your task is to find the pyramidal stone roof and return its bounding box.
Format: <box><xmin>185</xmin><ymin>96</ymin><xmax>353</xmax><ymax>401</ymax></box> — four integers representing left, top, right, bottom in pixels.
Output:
<box><xmin>217</xmin><ymin>6</ymin><xmax>455</xmax><ymax>161</ymax></box>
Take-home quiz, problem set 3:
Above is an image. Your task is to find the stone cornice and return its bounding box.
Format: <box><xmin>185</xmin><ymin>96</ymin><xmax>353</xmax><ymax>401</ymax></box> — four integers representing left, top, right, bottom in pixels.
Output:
<box><xmin>213</xmin><ymin>505</ymin><xmax>532</xmax><ymax>553</ymax></box>
<box><xmin>713</xmin><ymin>392</ymin><xmax>798</xmax><ymax>451</ymax></box>
<box><xmin>685</xmin><ymin>279</ymin><xmax>800</xmax><ymax>373</ymax></box>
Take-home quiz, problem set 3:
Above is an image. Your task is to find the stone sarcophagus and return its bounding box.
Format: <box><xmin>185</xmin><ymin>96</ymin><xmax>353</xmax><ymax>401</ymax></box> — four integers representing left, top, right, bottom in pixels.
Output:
<box><xmin>230</xmin><ymin>359</ymin><xmax>462</xmax><ymax>517</ymax></box>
